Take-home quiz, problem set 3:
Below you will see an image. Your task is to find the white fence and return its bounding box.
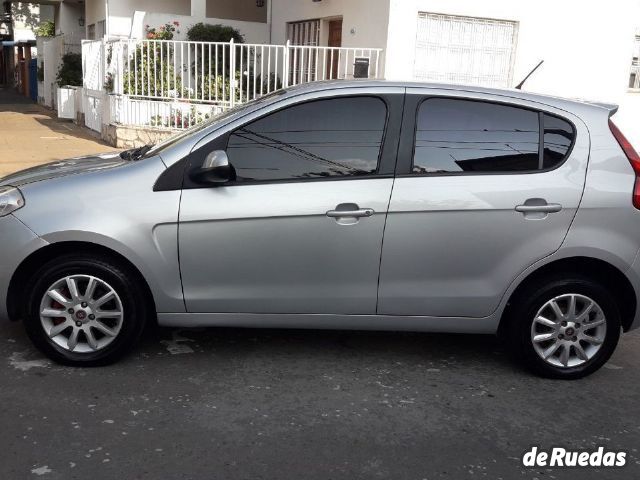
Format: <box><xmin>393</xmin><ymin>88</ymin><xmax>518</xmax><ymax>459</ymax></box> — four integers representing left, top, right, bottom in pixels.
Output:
<box><xmin>86</xmin><ymin>38</ymin><xmax>383</xmax><ymax>130</ymax></box>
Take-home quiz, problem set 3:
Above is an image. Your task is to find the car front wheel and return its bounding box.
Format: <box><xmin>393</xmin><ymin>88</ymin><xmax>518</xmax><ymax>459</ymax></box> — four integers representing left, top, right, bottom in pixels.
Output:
<box><xmin>23</xmin><ymin>253</ymin><xmax>148</xmax><ymax>366</ymax></box>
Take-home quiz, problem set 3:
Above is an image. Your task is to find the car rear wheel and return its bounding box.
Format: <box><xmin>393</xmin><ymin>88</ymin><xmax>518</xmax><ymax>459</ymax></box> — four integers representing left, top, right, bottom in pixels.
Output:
<box><xmin>23</xmin><ymin>253</ymin><xmax>148</xmax><ymax>366</ymax></box>
<box><xmin>505</xmin><ymin>275</ymin><xmax>621</xmax><ymax>379</ymax></box>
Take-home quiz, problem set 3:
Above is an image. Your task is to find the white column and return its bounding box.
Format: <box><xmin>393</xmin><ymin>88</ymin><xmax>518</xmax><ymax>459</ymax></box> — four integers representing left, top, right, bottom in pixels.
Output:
<box><xmin>191</xmin><ymin>0</ymin><xmax>207</xmax><ymax>18</ymax></box>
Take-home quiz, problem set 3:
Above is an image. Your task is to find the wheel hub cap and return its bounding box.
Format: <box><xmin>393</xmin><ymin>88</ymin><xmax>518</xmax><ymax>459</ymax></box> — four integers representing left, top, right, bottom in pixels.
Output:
<box><xmin>530</xmin><ymin>293</ymin><xmax>607</xmax><ymax>368</ymax></box>
<box><xmin>39</xmin><ymin>275</ymin><xmax>124</xmax><ymax>353</ymax></box>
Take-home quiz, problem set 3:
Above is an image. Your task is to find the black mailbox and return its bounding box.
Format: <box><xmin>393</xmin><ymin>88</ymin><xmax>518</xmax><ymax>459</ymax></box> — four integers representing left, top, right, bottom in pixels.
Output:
<box><xmin>353</xmin><ymin>57</ymin><xmax>370</xmax><ymax>79</ymax></box>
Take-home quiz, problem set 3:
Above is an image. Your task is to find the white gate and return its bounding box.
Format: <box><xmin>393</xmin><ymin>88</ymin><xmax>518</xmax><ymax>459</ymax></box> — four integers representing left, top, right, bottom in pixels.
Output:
<box><xmin>414</xmin><ymin>12</ymin><xmax>518</xmax><ymax>88</ymax></box>
<box><xmin>82</xmin><ymin>40</ymin><xmax>104</xmax><ymax>132</ymax></box>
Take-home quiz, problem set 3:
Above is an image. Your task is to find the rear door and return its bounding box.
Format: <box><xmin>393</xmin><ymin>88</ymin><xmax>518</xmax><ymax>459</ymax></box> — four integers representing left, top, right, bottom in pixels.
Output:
<box><xmin>378</xmin><ymin>89</ymin><xmax>588</xmax><ymax>317</ymax></box>
<box><xmin>179</xmin><ymin>88</ymin><xmax>404</xmax><ymax>314</ymax></box>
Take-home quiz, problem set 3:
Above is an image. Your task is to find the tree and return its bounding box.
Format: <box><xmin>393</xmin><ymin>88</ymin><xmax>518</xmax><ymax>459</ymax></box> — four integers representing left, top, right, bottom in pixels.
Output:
<box><xmin>35</xmin><ymin>20</ymin><xmax>55</xmax><ymax>37</ymax></box>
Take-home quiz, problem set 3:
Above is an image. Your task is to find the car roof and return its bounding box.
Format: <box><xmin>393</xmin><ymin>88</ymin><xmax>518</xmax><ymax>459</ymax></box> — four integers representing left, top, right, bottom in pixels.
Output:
<box><xmin>280</xmin><ymin>79</ymin><xmax>617</xmax><ymax>115</ymax></box>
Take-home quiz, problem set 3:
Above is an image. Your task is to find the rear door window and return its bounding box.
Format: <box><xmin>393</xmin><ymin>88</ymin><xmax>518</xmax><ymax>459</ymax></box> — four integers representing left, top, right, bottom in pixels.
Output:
<box><xmin>412</xmin><ymin>98</ymin><xmax>575</xmax><ymax>174</ymax></box>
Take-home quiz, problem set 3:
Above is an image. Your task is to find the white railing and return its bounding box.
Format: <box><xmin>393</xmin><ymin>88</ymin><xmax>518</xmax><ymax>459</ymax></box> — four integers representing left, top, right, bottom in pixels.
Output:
<box><xmin>97</xmin><ymin>38</ymin><xmax>383</xmax><ymax>129</ymax></box>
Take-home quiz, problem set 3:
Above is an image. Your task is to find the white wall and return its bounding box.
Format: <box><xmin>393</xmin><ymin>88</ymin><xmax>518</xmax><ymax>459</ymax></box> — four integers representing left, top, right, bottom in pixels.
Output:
<box><xmin>270</xmin><ymin>0</ymin><xmax>390</xmax><ymax>49</ymax></box>
<box><xmin>85</xmin><ymin>0</ymin><xmax>105</xmax><ymax>28</ymax></box>
<box><xmin>135</xmin><ymin>12</ymin><xmax>269</xmax><ymax>43</ymax></box>
<box><xmin>385</xmin><ymin>0</ymin><xmax>640</xmax><ymax>147</ymax></box>
<box><xmin>55</xmin><ymin>2</ymin><xmax>85</xmax><ymax>45</ymax></box>
<box><xmin>107</xmin><ymin>0</ymin><xmax>190</xmax><ymax>37</ymax></box>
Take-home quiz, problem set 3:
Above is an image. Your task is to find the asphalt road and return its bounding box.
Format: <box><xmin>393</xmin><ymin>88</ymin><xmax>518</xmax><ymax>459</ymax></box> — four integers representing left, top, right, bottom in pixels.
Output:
<box><xmin>1</xmin><ymin>320</ymin><xmax>639</xmax><ymax>479</ymax></box>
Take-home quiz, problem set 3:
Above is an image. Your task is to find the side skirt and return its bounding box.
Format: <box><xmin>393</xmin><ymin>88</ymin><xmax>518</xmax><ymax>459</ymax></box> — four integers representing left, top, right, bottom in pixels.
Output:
<box><xmin>157</xmin><ymin>312</ymin><xmax>499</xmax><ymax>334</ymax></box>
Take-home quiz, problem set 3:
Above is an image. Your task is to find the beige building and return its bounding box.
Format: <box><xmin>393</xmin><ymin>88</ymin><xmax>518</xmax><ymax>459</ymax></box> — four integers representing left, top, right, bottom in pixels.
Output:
<box><xmin>268</xmin><ymin>0</ymin><xmax>640</xmax><ymax>148</ymax></box>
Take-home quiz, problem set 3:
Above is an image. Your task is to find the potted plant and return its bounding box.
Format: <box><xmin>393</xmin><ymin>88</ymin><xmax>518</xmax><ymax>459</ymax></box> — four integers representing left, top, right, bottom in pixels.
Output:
<box><xmin>56</xmin><ymin>53</ymin><xmax>83</xmax><ymax>119</ymax></box>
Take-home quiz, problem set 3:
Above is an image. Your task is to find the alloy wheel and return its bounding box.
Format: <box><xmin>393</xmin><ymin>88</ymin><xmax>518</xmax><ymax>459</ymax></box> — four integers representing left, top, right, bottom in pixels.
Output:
<box><xmin>530</xmin><ymin>293</ymin><xmax>607</xmax><ymax>368</ymax></box>
<box><xmin>39</xmin><ymin>274</ymin><xmax>124</xmax><ymax>353</ymax></box>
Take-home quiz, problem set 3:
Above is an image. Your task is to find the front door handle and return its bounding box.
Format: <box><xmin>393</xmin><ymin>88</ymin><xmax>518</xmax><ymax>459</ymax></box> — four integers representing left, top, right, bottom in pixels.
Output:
<box><xmin>326</xmin><ymin>208</ymin><xmax>375</xmax><ymax>218</ymax></box>
<box><xmin>326</xmin><ymin>203</ymin><xmax>375</xmax><ymax>225</ymax></box>
<box><xmin>515</xmin><ymin>203</ymin><xmax>562</xmax><ymax>213</ymax></box>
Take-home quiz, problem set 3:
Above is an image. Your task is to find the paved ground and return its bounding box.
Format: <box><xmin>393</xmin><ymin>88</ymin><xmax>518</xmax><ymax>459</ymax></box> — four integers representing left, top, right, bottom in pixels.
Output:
<box><xmin>1</xmin><ymin>87</ymin><xmax>639</xmax><ymax>480</ymax></box>
<box><xmin>1</xmin><ymin>319</ymin><xmax>639</xmax><ymax>479</ymax></box>
<box><xmin>0</xmin><ymin>87</ymin><xmax>115</xmax><ymax>178</ymax></box>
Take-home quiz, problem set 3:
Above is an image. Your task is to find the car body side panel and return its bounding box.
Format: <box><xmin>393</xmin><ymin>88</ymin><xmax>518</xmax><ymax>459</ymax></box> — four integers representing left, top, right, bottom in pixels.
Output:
<box><xmin>378</xmin><ymin>89</ymin><xmax>590</xmax><ymax>318</ymax></box>
<box><xmin>0</xmin><ymin>215</ymin><xmax>49</xmax><ymax>320</ymax></box>
<box><xmin>562</xmin><ymin>107</ymin><xmax>640</xmax><ymax>267</ymax></box>
<box><xmin>11</xmin><ymin>157</ymin><xmax>185</xmax><ymax>313</ymax></box>
<box><xmin>179</xmin><ymin>179</ymin><xmax>393</xmax><ymax>314</ymax></box>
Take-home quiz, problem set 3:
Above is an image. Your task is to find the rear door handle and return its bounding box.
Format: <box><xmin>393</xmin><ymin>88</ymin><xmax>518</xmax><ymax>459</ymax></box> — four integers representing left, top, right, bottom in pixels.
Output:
<box><xmin>515</xmin><ymin>203</ymin><xmax>562</xmax><ymax>213</ymax></box>
<box><xmin>326</xmin><ymin>208</ymin><xmax>374</xmax><ymax>218</ymax></box>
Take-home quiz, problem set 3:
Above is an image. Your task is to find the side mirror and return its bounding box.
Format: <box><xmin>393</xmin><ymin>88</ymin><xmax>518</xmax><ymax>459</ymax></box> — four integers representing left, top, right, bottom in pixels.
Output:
<box><xmin>190</xmin><ymin>150</ymin><xmax>236</xmax><ymax>184</ymax></box>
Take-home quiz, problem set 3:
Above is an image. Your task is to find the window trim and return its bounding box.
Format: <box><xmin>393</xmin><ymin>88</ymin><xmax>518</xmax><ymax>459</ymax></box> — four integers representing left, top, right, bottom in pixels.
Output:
<box><xmin>193</xmin><ymin>94</ymin><xmax>392</xmax><ymax>188</ymax></box>
<box><xmin>400</xmin><ymin>96</ymin><xmax>577</xmax><ymax>178</ymax></box>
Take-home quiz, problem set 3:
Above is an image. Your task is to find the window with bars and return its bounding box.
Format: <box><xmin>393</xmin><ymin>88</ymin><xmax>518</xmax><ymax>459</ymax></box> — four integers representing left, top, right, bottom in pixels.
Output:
<box><xmin>286</xmin><ymin>20</ymin><xmax>321</xmax><ymax>83</ymax></box>
<box><xmin>97</xmin><ymin>20</ymin><xmax>106</xmax><ymax>39</ymax></box>
<box><xmin>414</xmin><ymin>13</ymin><xmax>518</xmax><ymax>88</ymax></box>
<box><xmin>287</xmin><ymin>20</ymin><xmax>320</xmax><ymax>46</ymax></box>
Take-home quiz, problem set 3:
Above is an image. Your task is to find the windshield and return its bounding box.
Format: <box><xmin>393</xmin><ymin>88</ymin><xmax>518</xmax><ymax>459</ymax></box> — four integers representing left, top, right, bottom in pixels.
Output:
<box><xmin>142</xmin><ymin>90</ymin><xmax>288</xmax><ymax>158</ymax></box>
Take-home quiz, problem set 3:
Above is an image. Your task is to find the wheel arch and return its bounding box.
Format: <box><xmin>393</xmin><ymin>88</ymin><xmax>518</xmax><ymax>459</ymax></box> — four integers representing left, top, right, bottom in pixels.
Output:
<box><xmin>498</xmin><ymin>256</ymin><xmax>637</xmax><ymax>334</ymax></box>
<box><xmin>6</xmin><ymin>241</ymin><xmax>157</xmax><ymax>323</ymax></box>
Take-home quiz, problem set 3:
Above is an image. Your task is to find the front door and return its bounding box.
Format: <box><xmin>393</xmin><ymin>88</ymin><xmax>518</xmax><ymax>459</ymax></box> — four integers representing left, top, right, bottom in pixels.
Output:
<box><xmin>378</xmin><ymin>90</ymin><xmax>588</xmax><ymax>317</ymax></box>
<box><xmin>179</xmin><ymin>92</ymin><xmax>402</xmax><ymax>314</ymax></box>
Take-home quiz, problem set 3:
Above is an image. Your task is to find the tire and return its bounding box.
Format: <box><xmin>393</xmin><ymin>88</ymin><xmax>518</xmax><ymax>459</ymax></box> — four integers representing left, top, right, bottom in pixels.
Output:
<box><xmin>505</xmin><ymin>274</ymin><xmax>621</xmax><ymax>379</ymax></box>
<box><xmin>22</xmin><ymin>253</ymin><xmax>149</xmax><ymax>366</ymax></box>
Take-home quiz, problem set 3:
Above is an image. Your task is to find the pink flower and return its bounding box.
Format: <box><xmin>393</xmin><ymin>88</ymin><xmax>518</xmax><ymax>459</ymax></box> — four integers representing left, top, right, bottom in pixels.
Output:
<box><xmin>173</xmin><ymin>21</ymin><xmax>180</xmax><ymax>26</ymax></box>
<box><xmin>146</xmin><ymin>32</ymin><xmax>154</xmax><ymax>39</ymax></box>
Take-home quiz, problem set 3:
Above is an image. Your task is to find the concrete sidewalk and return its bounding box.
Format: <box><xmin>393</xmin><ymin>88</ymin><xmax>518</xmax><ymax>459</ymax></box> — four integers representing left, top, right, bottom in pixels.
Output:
<box><xmin>0</xmin><ymin>87</ymin><xmax>116</xmax><ymax>178</ymax></box>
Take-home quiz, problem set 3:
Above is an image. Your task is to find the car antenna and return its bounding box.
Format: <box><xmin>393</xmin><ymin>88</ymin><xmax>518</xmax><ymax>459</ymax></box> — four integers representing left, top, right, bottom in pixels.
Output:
<box><xmin>515</xmin><ymin>60</ymin><xmax>544</xmax><ymax>90</ymax></box>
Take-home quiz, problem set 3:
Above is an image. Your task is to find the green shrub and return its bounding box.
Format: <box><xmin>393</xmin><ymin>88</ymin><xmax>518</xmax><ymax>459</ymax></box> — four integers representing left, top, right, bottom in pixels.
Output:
<box><xmin>123</xmin><ymin>43</ymin><xmax>182</xmax><ymax>97</ymax></box>
<box><xmin>193</xmin><ymin>73</ymin><xmax>241</xmax><ymax>102</ymax></box>
<box><xmin>186</xmin><ymin>23</ymin><xmax>244</xmax><ymax>43</ymax></box>
<box><xmin>145</xmin><ymin>21</ymin><xmax>180</xmax><ymax>40</ymax></box>
<box><xmin>56</xmin><ymin>53</ymin><xmax>82</xmax><ymax>87</ymax></box>
<box><xmin>187</xmin><ymin>23</ymin><xmax>245</xmax><ymax>77</ymax></box>
<box><xmin>35</xmin><ymin>20</ymin><xmax>55</xmax><ymax>37</ymax></box>
<box><xmin>149</xmin><ymin>107</ymin><xmax>211</xmax><ymax>129</ymax></box>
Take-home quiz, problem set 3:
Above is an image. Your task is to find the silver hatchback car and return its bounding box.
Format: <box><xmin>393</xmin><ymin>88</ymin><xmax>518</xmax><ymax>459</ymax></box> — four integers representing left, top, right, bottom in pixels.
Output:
<box><xmin>1</xmin><ymin>81</ymin><xmax>639</xmax><ymax>378</ymax></box>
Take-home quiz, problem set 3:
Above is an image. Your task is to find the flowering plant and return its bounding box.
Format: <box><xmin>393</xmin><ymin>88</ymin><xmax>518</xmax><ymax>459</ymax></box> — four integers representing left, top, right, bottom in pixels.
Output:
<box><xmin>145</xmin><ymin>21</ymin><xmax>180</xmax><ymax>40</ymax></box>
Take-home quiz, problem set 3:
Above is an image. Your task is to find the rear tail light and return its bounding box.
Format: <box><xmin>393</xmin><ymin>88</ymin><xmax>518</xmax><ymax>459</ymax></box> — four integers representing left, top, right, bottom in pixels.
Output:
<box><xmin>609</xmin><ymin>119</ymin><xmax>640</xmax><ymax>209</ymax></box>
